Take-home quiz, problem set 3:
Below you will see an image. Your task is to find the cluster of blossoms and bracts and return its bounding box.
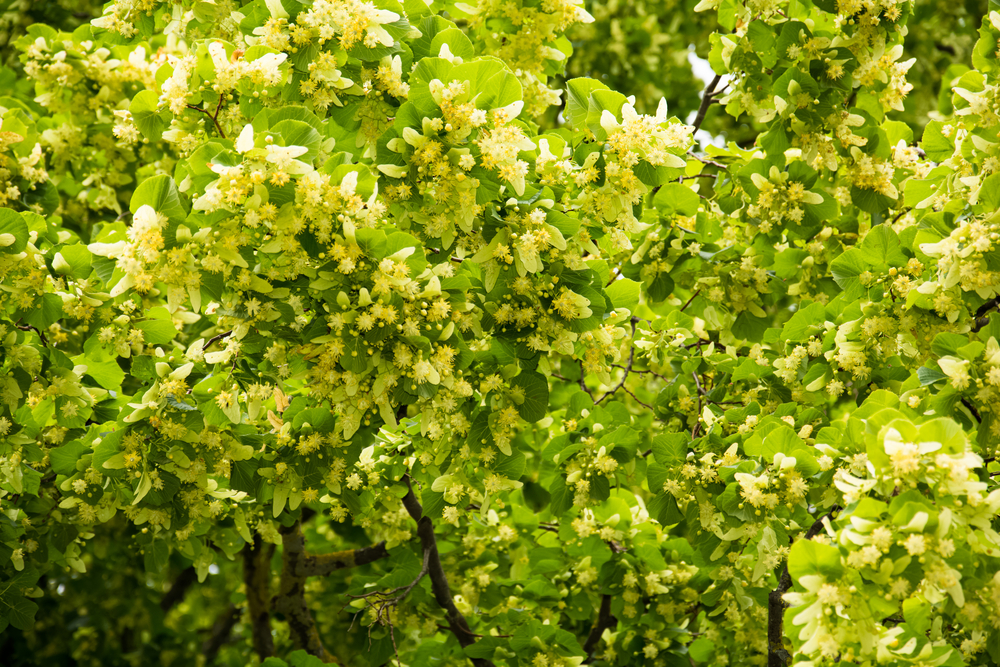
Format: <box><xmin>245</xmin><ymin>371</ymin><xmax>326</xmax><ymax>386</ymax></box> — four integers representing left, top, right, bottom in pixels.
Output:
<box><xmin>3</xmin><ymin>0</ymin><xmax>1000</xmax><ymax>666</ymax></box>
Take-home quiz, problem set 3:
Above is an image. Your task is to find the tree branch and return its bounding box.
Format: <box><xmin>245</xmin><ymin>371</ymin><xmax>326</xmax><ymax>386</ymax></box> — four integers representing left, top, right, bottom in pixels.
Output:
<box><xmin>768</xmin><ymin>506</ymin><xmax>841</xmax><ymax>667</ymax></box>
<box><xmin>402</xmin><ymin>475</ymin><xmax>493</xmax><ymax>667</ymax></box>
<box><xmin>159</xmin><ymin>565</ymin><xmax>197</xmax><ymax>612</ymax></box>
<box><xmin>297</xmin><ymin>541</ymin><xmax>389</xmax><ymax>577</ymax></box>
<box><xmin>691</xmin><ymin>74</ymin><xmax>723</xmax><ymax>133</ymax></box>
<box><xmin>583</xmin><ymin>594</ymin><xmax>615</xmax><ymax>662</ymax></box>
<box><xmin>204</xmin><ymin>329</ymin><xmax>233</xmax><ymax>351</ymax></box>
<box><xmin>243</xmin><ymin>536</ymin><xmax>276</xmax><ymax>661</ymax></box>
<box><xmin>202</xmin><ymin>603</ymin><xmax>240</xmax><ymax>664</ymax></box>
<box><xmin>186</xmin><ymin>94</ymin><xmax>227</xmax><ymax>138</ymax></box>
<box><xmin>597</xmin><ymin>318</ymin><xmax>638</xmax><ymax>403</ymax></box>
<box><xmin>274</xmin><ymin>522</ymin><xmax>335</xmax><ymax>663</ymax></box>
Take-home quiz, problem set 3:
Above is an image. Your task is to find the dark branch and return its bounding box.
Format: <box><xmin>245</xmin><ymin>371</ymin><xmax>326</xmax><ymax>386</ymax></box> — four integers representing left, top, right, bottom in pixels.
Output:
<box><xmin>242</xmin><ymin>536</ymin><xmax>275</xmax><ymax>661</ymax></box>
<box><xmin>402</xmin><ymin>475</ymin><xmax>493</xmax><ymax>667</ymax></box>
<box><xmin>186</xmin><ymin>95</ymin><xmax>227</xmax><ymax>138</ymax></box>
<box><xmin>204</xmin><ymin>330</ymin><xmax>233</xmax><ymax>351</ymax></box>
<box><xmin>274</xmin><ymin>522</ymin><xmax>335</xmax><ymax>662</ymax></box>
<box><xmin>14</xmin><ymin>322</ymin><xmax>48</xmax><ymax>347</ymax></box>
<box><xmin>768</xmin><ymin>506</ymin><xmax>841</xmax><ymax>667</ymax></box>
<box><xmin>597</xmin><ymin>318</ymin><xmax>638</xmax><ymax>404</ymax></box>
<box><xmin>583</xmin><ymin>595</ymin><xmax>615</xmax><ymax>662</ymax></box>
<box><xmin>298</xmin><ymin>541</ymin><xmax>389</xmax><ymax>577</ymax></box>
<box><xmin>691</xmin><ymin>74</ymin><xmax>723</xmax><ymax>133</ymax></box>
<box><xmin>680</xmin><ymin>290</ymin><xmax>701</xmax><ymax>312</ymax></box>
<box><xmin>159</xmin><ymin>566</ymin><xmax>197</xmax><ymax>612</ymax></box>
<box><xmin>201</xmin><ymin>603</ymin><xmax>240</xmax><ymax>664</ymax></box>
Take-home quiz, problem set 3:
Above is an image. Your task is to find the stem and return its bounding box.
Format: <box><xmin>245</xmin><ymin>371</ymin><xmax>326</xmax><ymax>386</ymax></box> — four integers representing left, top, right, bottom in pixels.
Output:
<box><xmin>691</xmin><ymin>74</ymin><xmax>723</xmax><ymax>133</ymax></box>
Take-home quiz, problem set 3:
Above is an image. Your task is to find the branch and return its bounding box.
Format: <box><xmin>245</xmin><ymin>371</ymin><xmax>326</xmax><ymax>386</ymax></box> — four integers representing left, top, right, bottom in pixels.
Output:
<box><xmin>242</xmin><ymin>536</ymin><xmax>276</xmax><ymax>661</ymax></box>
<box><xmin>402</xmin><ymin>475</ymin><xmax>493</xmax><ymax>667</ymax></box>
<box><xmin>204</xmin><ymin>330</ymin><xmax>233</xmax><ymax>351</ymax></box>
<box><xmin>274</xmin><ymin>522</ymin><xmax>335</xmax><ymax>663</ymax></box>
<box><xmin>578</xmin><ymin>360</ymin><xmax>595</xmax><ymax>401</ymax></box>
<box><xmin>582</xmin><ymin>595</ymin><xmax>615</xmax><ymax>662</ymax></box>
<box><xmin>768</xmin><ymin>507</ymin><xmax>841</xmax><ymax>667</ymax></box>
<box><xmin>159</xmin><ymin>565</ymin><xmax>197</xmax><ymax>612</ymax></box>
<box><xmin>597</xmin><ymin>332</ymin><xmax>635</xmax><ymax>404</ymax></box>
<box><xmin>680</xmin><ymin>290</ymin><xmax>701</xmax><ymax>312</ymax></box>
<box><xmin>14</xmin><ymin>322</ymin><xmax>48</xmax><ymax>347</ymax></box>
<box><xmin>298</xmin><ymin>541</ymin><xmax>389</xmax><ymax>577</ymax></box>
<box><xmin>349</xmin><ymin>547</ymin><xmax>430</xmax><ymax>661</ymax></box>
<box><xmin>186</xmin><ymin>94</ymin><xmax>227</xmax><ymax>138</ymax></box>
<box><xmin>691</xmin><ymin>74</ymin><xmax>723</xmax><ymax>133</ymax></box>
<box><xmin>960</xmin><ymin>398</ymin><xmax>981</xmax><ymax>424</ymax></box>
<box><xmin>202</xmin><ymin>603</ymin><xmax>240</xmax><ymax>664</ymax></box>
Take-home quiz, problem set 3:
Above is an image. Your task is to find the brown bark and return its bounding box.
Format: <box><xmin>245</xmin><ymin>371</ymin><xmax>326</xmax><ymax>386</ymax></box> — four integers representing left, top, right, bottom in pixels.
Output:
<box><xmin>274</xmin><ymin>522</ymin><xmax>335</xmax><ymax>663</ymax></box>
<box><xmin>243</xmin><ymin>536</ymin><xmax>276</xmax><ymax>661</ymax></box>
<box><xmin>402</xmin><ymin>476</ymin><xmax>493</xmax><ymax>667</ymax></box>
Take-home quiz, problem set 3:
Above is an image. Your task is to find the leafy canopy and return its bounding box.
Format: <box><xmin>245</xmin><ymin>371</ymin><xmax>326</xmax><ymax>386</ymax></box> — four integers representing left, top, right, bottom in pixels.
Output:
<box><xmin>2</xmin><ymin>0</ymin><xmax>1000</xmax><ymax>666</ymax></box>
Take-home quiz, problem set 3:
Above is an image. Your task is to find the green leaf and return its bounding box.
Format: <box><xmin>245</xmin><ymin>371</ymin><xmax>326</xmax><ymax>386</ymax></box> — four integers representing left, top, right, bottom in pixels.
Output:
<box><xmin>129</xmin><ymin>89</ymin><xmax>165</xmax><ymax>141</ymax></box>
<box><xmin>605</xmin><ymin>278</ymin><xmax>640</xmax><ymax>313</ymax></box>
<box><xmin>0</xmin><ymin>208</ymin><xmax>28</xmax><ymax>254</ymax></box>
<box><xmin>134</xmin><ymin>320</ymin><xmax>178</xmax><ymax>345</ymax></box>
<box><xmin>565</xmin><ymin>78</ymin><xmax>609</xmax><ymax>130</ymax></box>
<box><xmin>130</xmin><ymin>175</ymin><xmax>188</xmax><ymax>226</ymax></box>
<box><xmin>653</xmin><ymin>183</ymin><xmax>700</xmax><ymax>217</ymax></box>
<box><xmin>511</xmin><ymin>371</ymin><xmax>548</xmax><ymax>422</ymax></box>
<box><xmin>859</xmin><ymin>225</ymin><xmax>907</xmax><ymax>268</ymax></box>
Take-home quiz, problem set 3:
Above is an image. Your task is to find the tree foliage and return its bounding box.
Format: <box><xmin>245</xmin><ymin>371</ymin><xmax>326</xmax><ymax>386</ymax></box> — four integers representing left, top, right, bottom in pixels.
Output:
<box><xmin>1</xmin><ymin>0</ymin><xmax>1000</xmax><ymax>666</ymax></box>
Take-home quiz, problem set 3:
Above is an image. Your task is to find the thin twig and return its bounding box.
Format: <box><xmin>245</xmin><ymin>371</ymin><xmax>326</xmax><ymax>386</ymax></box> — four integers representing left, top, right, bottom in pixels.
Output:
<box><xmin>14</xmin><ymin>322</ymin><xmax>48</xmax><ymax>346</ymax></box>
<box><xmin>680</xmin><ymin>290</ymin><xmax>701</xmax><ymax>312</ymax></box>
<box><xmin>204</xmin><ymin>330</ymin><xmax>233</xmax><ymax>351</ymax></box>
<box><xmin>597</xmin><ymin>319</ymin><xmax>637</xmax><ymax>403</ymax></box>
<box><xmin>578</xmin><ymin>360</ymin><xmax>594</xmax><ymax>400</ymax></box>
<box><xmin>691</xmin><ymin>74</ymin><xmax>723</xmax><ymax>133</ymax></box>
<box><xmin>186</xmin><ymin>94</ymin><xmax>227</xmax><ymax>138</ymax></box>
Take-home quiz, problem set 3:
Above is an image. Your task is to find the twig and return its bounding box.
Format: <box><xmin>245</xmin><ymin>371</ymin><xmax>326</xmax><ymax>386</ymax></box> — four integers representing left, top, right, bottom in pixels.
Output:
<box><xmin>582</xmin><ymin>595</ymin><xmax>615</xmax><ymax>662</ymax></box>
<box><xmin>186</xmin><ymin>94</ymin><xmax>227</xmax><ymax>138</ymax></box>
<box><xmin>578</xmin><ymin>360</ymin><xmax>595</xmax><ymax>400</ymax></box>
<box><xmin>621</xmin><ymin>385</ymin><xmax>653</xmax><ymax>409</ymax></box>
<box><xmin>691</xmin><ymin>372</ymin><xmax>707</xmax><ymax>397</ymax></box>
<box><xmin>768</xmin><ymin>506</ymin><xmax>841</xmax><ymax>667</ymax></box>
<box><xmin>688</xmin><ymin>153</ymin><xmax>728</xmax><ymax>169</ymax></box>
<box><xmin>680</xmin><ymin>290</ymin><xmax>701</xmax><ymax>312</ymax></box>
<box><xmin>350</xmin><ymin>548</ymin><xmax>430</xmax><ymax>661</ymax></box>
<box><xmin>204</xmin><ymin>330</ymin><xmax>233</xmax><ymax>351</ymax></box>
<box><xmin>691</xmin><ymin>74</ymin><xmax>723</xmax><ymax>133</ymax></box>
<box><xmin>597</xmin><ymin>319</ymin><xmax>638</xmax><ymax>403</ymax></box>
<box><xmin>297</xmin><ymin>542</ymin><xmax>389</xmax><ymax>577</ymax></box>
<box><xmin>606</xmin><ymin>266</ymin><xmax>621</xmax><ymax>286</ymax></box>
<box><xmin>401</xmin><ymin>475</ymin><xmax>493</xmax><ymax>667</ymax></box>
<box><xmin>14</xmin><ymin>322</ymin><xmax>48</xmax><ymax>347</ymax></box>
<box><xmin>242</xmin><ymin>537</ymin><xmax>276</xmax><ymax>661</ymax></box>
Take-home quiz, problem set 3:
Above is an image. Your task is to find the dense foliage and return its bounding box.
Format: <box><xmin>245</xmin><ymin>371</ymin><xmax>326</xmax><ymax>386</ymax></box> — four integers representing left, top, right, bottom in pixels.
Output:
<box><xmin>3</xmin><ymin>0</ymin><xmax>1000</xmax><ymax>666</ymax></box>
